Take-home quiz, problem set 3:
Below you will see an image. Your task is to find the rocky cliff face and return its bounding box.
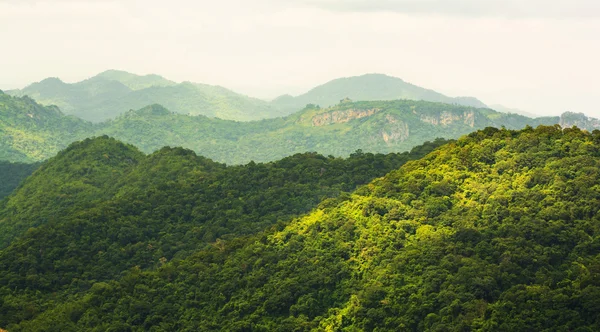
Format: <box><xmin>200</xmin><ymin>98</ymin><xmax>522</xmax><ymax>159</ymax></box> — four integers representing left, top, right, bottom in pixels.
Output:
<box><xmin>381</xmin><ymin>115</ymin><xmax>409</xmax><ymax>144</ymax></box>
<box><xmin>311</xmin><ymin>108</ymin><xmax>381</xmax><ymax>126</ymax></box>
<box><xmin>559</xmin><ymin>112</ymin><xmax>600</xmax><ymax>131</ymax></box>
<box><xmin>419</xmin><ymin>110</ymin><xmax>475</xmax><ymax>127</ymax></box>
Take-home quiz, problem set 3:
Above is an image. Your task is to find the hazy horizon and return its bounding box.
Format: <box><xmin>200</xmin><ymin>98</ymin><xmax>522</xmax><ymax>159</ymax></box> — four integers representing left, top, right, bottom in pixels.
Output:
<box><xmin>1</xmin><ymin>0</ymin><xmax>599</xmax><ymax>117</ymax></box>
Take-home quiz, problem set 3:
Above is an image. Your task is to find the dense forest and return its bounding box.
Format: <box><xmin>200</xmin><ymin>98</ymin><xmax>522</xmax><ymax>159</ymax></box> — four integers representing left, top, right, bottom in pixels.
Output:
<box><xmin>0</xmin><ymin>161</ymin><xmax>40</xmax><ymax>199</ymax></box>
<box><xmin>0</xmin><ymin>136</ymin><xmax>447</xmax><ymax>330</ymax></box>
<box><xmin>1</xmin><ymin>126</ymin><xmax>599</xmax><ymax>330</ymax></box>
<box><xmin>4</xmin><ymin>90</ymin><xmax>589</xmax><ymax>165</ymax></box>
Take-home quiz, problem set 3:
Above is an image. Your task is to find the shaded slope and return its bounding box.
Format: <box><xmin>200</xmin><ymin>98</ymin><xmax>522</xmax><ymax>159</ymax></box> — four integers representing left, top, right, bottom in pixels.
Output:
<box><xmin>0</xmin><ymin>161</ymin><xmax>41</xmax><ymax>199</ymax></box>
<box><xmin>9</xmin><ymin>125</ymin><xmax>600</xmax><ymax>331</ymax></box>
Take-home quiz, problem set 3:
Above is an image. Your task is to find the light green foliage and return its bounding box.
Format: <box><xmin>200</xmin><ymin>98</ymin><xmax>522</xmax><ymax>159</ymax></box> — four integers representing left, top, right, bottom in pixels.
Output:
<box><xmin>2</xmin><ymin>126</ymin><xmax>600</xmax><ymax>330</ymax></box>
<box><xmin>0</xmin><ymin>91</ymin><xmax>93</xmax><ymax>162</ymax></box>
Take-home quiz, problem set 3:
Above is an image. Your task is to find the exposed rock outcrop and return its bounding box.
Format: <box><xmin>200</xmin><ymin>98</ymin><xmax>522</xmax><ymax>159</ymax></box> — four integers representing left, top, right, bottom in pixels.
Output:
<box><xmin>381</xmin><ymin>115</ymin><xmax>409</xmax><ymax>144</ymax></box>
<box><xmin>420</xmin><ymin>110</ymin><xmax>475</xmax><ymax>127</ymax></box>
<box><xmin>311</xmin><ymin>108</ymin><xmax>381</xmax><ymax>126</ymax></box>
<box><xmin>559</xmin><ymin>112</ymin><xmax>600</xmax><ymax>131</ymax></box>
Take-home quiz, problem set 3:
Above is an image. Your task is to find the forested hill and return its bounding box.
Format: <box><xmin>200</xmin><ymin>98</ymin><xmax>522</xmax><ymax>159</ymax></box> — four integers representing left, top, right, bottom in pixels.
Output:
<box><xmin>0</xmin><ymin>135</ymin><xmax>445</xmax><ymax>249</ymax></box>
<box><xmin>0</xmin><ymin>91</ymin><xmax>91</xmax><ymax>162</ymax></box>
<box><xmin>0</xmin><ymin>136</ymin><xmax>447</xmax><ymax>330</ymax></box>
<box><xmin>3</xmin><ymin>126</ymin><xmax>600</xmax><ymax>331</ymax></box>
<box><xmin>6</xmin><ymin>70</ymin><xmax>283</xmax><ymax>122</ymax></box>
<box><xmin>271</xmin><ymin>73</ymin><xmax>488</xmax><ymax>113</ymax></box>
<box><xmin>3</xmin><ymin>91</ymin><xmax>578</xmax><ymax>164</ymax></box>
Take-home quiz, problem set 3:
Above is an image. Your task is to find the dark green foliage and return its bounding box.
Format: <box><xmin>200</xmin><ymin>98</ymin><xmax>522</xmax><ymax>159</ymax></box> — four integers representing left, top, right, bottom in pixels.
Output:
<box><xmin>2</xmin><ymin>126</ymin><xmax>600</xmax><ymax>331</ymax></box>
<box><xmin>0</xmin><ymin>136</ymin><xmax>144</xmax><ymax>247</ymax></box>
<box><xmin>0</xmin><ymin>161</ymin><xmax>40</xmax><ymax>199</ymax></box>
<box><xmin>0</xmin><ymin>136</ymin><xmax>446</xmax><ymax>330</ymax></box>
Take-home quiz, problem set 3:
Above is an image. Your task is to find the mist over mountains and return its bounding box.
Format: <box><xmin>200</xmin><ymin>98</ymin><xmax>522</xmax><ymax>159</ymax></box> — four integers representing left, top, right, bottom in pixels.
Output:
<box><xmin>2</xmin><ymin>69</ymin><xmax>600</xmax><ymax>330</ymax></box>
<box><xmin>7</xmin><ymin>70</ymin><xmax>494</xmax><ymax>123</ymax></box>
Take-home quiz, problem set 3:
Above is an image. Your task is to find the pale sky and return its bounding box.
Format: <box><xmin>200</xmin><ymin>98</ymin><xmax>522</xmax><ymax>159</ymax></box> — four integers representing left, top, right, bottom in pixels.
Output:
<box><xmin>1</xmin><ymin>0</ymin><xmax>599</xmax><ymax>116</ymax></box>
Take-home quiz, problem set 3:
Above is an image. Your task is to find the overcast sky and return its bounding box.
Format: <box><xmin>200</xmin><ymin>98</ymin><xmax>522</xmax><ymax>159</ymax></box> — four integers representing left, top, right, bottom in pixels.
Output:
<box><xmin>1</xmin><ymin>0</ymin><xmax>599</xmax><ymax>116</ymax></box>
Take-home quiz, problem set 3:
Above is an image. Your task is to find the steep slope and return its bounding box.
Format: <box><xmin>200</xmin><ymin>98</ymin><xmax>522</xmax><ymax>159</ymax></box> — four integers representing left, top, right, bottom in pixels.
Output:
<box><xmin>7</xmin><ymin>71</ymin><xmax>282</xmax><ymax>122</ymax></box>
<box><xmin>0</xmin><ymin>161</ymin><xmax>41</xmax><ymax>199</ymax></box>
<box><xmin>0</xmin><ymin>91</ymin><xmax>92</xmax><ymax>162</ymax></box>
<box><xmin>8</xmin><ymin>125</ymin><xmax>600</xmax><ymax>331</ymax></box>
<box><xmin>271</xmin><ymin>74</ymin><xmax>488</xmax><ymax>113</ymax></box>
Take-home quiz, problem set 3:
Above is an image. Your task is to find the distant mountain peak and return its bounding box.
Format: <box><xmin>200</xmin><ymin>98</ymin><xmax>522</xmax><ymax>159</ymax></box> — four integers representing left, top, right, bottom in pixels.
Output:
<box><xmin>91</xmin><ymin>69</ymin><xmax>176</xmax><ymax>90</ymax></box>
<box><xmin>272</xmin><ymin>73</ymin><xmax>488</xmax><ymax>113</ymax></box>
<box><xmin>35</xmin><ymin>77</ymin><xmax>66</xmax><ymax>86</ymax></box>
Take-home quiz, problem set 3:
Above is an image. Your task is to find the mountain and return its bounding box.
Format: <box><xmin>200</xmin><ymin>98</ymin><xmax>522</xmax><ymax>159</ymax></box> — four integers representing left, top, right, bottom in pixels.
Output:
<box><xmin>0</xmin><ymin>137</ymin><xmax>145</xmax><ymax>247</ymax></box>
<box><xmin>559</xmin><ymin>111</ymin><xmax>600</xmax><ymax>131</ymax></box>
<box><xmin>271</xmin><ymin>74</ymin><xmax>489</xmax><ymax>113</ymax></box>
<box><xmin>0</xmin><ymin>136</ymin><xmax>446</xmax><ymax>329</ymax></box>
<box><xmin>0</xmin><ymin>90</ymin><xmax>92</xmax><ymax>162</ymax></box>
<box><xmin>92</xmin><ymin>69</ymin><xmax>176</xmax><ymax>90</ymax></box>
<box><xmin>3</xmin><ymin>126</ymin><xmax>600</xmax><ymax>330</ymax></box>
<box><xmin>7</xmin><ymin>72</ymin><xmax>494</xmax><ymax>123</ymax></box>
<box><xmin>2</xmin><ymin>93</ymin><xmax>567</xmax><ymax>165</ymax></box>
<box><xmin>7</xmin><ymin>70</ymin><xmax>283</xmax><ymax>122</ymax></box>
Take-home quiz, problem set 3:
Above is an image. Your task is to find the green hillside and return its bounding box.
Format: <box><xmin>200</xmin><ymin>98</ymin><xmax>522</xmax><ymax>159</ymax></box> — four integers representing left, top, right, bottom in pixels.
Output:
<box><xmin>271</xmin><ymin>74</ymin><xmax>488</xmax><ymax>113</ymax></box>
<box><xmin>0</xmin><ymin>136</ymin><xmax>445</xmax><ymax>329</ymax></box>
<box><xmin>0</xmin><ymin>91</ymin><xmax>92</xmax><ymax>162</ymax></box>
<box><xmin>99</xmin><ymin>101</ymin><xmax>557</xmax><ymax>165</ymax></box>
<box><xmin>2</xmin><ymin>92</ymin><xmax>570</xmax><ymax>165</ymax></box>
<box><xmin>2</xmin><ymin>126</ymin><xmax>600</xmax><ymax>330</ymax></box>
<box><xmin>7</xmin><ymin>70</ymin><xmax>283</xmax><ymax>122</ymax></box>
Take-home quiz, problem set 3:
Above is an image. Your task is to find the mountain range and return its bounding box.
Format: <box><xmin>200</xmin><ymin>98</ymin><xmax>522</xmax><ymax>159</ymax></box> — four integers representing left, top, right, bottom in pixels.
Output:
<box><xmin>1</xmin><ymin>126</ymin><xmax>599</xmax><ymax>330</ymax></box>
<box><xmin>5</xmin><ymin>70</ymin><xmax>283</xmax><ymax>122</ymax></box>
<box><xmin>5</xmin><ymin>90</ymin><xmax>594</xmax><ymax>165</ymax></box>
<box><xmin>6</xmin><ymin>71</ymin><xmax>495</xmax><ymax>123</ymax></box>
